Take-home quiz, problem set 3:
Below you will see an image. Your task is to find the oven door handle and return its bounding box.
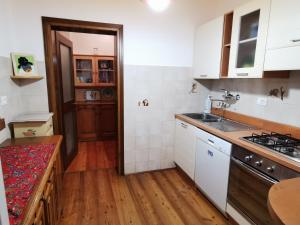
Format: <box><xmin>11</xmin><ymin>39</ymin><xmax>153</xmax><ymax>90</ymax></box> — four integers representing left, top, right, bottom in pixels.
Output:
<box><xmin>231</xmin><ymin>157</ymin><xmax>278</xmax><ymax>185</ymax></box>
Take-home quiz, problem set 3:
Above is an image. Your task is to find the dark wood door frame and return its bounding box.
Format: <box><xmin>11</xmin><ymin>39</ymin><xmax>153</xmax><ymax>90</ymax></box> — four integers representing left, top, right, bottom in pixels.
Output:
<box><xmin>42</xmin><ymin>17</ymin><xmax>124</xmax><ymax>175</ymax></box>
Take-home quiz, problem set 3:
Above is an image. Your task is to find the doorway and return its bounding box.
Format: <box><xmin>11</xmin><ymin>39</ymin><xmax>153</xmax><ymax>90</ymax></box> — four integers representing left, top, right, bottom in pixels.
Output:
<box><xmin>42</xmin><ymin>17</ymin><xmax>124</xmax><ymax>175</ymax></box>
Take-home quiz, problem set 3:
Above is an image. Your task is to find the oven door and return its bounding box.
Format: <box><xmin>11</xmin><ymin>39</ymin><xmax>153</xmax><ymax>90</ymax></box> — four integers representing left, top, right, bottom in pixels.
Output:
<box><xmin>228</xmin><ymin>157</ymin><xmax>278</xmax><ymax>225</ymax></box>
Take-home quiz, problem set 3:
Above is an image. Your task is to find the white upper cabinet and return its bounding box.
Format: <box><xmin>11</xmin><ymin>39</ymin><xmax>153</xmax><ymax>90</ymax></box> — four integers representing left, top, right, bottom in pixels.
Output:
<box><xmin>228</xmin><ymin>0</ymin><xmax>271</xmax><ymax>78</ymax></box>
<box><xmin>193</xmin><ymin>16</ymin><xmax>224</xmax><ymax>79</ymax></box>
<box><xmin>264</xmin><ymin>0</ymin><xmax>300</xmax><ymax>71</ymax></box>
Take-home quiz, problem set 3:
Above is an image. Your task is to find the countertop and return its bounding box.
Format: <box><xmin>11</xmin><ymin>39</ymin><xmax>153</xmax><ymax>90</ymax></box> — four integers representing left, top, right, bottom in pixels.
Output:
<box><xmin>175</xmin><ymin>114</ymin><xmax>300</xmax><ymax>173</ymax></box>
<box><xmin>0</xmin><ymin>136</ymin><xmax>62</xmax><ymax>225</ymax></box>
<box><xmin>268</xmin><ymin>178</ymin><xmax>300</xmax><ymax>225</ymax></box>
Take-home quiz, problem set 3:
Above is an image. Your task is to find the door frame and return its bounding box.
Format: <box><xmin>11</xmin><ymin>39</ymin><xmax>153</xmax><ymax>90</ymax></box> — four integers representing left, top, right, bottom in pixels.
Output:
<box><xmin>42</xmin><ymin>17</ymin><xmax>124</xmax><ymax>175</ymax></box>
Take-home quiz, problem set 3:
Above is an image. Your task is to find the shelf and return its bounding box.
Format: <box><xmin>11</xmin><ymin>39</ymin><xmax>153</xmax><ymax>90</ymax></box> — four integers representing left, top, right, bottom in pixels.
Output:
<box><xmin>99</xmin><ymin>69</ymin><xmax>114</xmax><ymax>72</ymax></box>
<box><xmin>239</xmin><ymin>37</ymin><xmax>257</xmax><ymax>44</ymax></box>
<box><xmin>10</xmin><ymin>76</ymin><xmax>43</xmax><ymax>80</ymax></box>
<box><xmin>75</xmin><ymin>83</ymin><xmax>116</xmax><ymax>89</ymax></box>
<box><xmin>76</xmin><ymin>69</ymin><xmax>93</xmax><ymax>72</ymax></box>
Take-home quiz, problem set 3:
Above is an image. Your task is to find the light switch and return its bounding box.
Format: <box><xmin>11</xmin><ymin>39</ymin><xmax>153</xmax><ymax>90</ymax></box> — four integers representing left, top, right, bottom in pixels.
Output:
<box><xmin>0</xmin><ymin>96</ymin><xmax>7</xmax><ymax>106</ymax></box>
<box><xmin>256</xmin><ymin>97</ymin><xmax>267</xmax><ymax>106</ymax></box>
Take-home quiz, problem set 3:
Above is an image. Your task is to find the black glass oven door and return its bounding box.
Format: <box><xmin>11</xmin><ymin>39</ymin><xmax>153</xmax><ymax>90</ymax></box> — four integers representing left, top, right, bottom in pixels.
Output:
<box><xmin>228</xmin><ymin>157</ymin><xmax>277</xmax><ymax>225</ymax></box>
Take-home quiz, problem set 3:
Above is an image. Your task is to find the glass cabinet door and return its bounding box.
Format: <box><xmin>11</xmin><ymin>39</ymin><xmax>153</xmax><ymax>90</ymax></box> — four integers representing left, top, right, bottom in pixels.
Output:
<box><xmin>74</xmin><ymin>57</ymin><xmax>94</xmax><ymax>85</ymax></box>
<box><xmin>96</xmin><ymin>58</ymin><xmax>115</xmax><ymax>85</ymax></box>
<box><xmin>236</xmin><ymin>10</ymin><xmax>260</xmax><ymax>68</ymax></box>
<box><xmin>228</xmin><ymin>0</ymin><xmax>271</xmax><ymax>78</ymax></box>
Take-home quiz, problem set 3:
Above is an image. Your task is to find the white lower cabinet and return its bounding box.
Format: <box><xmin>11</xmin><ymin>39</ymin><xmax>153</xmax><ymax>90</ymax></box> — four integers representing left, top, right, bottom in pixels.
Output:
<box><xmin>174</xmin><ymin>119</ymin><xmax>197</xmax><ymax>180</ymax></box>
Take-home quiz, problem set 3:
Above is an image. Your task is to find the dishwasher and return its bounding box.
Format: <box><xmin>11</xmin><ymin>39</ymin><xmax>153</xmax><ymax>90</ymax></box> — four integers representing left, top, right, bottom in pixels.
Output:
<box><xmin>194</xmin><ymin>128</ymin><xmax>232</xmax><ymax>214</ymax></box>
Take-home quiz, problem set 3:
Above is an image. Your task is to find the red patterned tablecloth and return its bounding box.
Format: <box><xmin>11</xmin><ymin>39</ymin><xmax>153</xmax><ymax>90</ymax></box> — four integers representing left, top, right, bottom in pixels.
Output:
<box><xmin>0</xmin><ymin>144</ymin><xmax>55</xmax><ymax>225</ymax></box>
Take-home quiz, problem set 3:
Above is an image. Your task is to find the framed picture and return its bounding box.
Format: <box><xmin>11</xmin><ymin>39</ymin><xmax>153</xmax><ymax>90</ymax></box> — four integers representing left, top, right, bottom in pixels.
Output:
<box><xmin>11</xmin><ymin>53</ymin><xmax>39</xmax><ymax>77</ymax></box>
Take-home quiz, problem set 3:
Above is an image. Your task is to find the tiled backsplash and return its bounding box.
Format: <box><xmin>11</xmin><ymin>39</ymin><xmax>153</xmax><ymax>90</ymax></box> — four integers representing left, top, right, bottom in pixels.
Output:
<box><xmin>124</xmin><ymin>65</ymin><xmax>210</xmax><ymax>174</ymax></box>
<box><xmin>208</xmin><ymin>71</ymin><xmax>300</xmax><ymax>127</ymax></box>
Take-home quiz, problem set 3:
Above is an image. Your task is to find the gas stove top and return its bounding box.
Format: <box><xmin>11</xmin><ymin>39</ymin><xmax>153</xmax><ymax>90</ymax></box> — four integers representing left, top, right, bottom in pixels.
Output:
<box><xmin>243</xmin><ymin>132</ymin><xmax>300</xmax><ymax>163</ymax></box>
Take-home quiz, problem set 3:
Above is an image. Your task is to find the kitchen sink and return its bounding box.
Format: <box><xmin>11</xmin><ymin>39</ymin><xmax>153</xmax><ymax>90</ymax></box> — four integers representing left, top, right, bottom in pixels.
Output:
<box><xmin>183</xmin><ymin>113</ymin><xmax>221</xmax><ymax>122</ymax></box>
<box><xmin>183</xmin><ymin>113</ymin><xmax>254</xmax><ymax>132</ymax></box>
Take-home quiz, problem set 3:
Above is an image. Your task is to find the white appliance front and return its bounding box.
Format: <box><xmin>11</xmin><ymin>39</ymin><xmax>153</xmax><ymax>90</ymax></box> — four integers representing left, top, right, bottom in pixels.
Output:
<box><xmin>195</xmin><ymin>137</ymin><xmax>231</xmax><ymax>213</ymax></box>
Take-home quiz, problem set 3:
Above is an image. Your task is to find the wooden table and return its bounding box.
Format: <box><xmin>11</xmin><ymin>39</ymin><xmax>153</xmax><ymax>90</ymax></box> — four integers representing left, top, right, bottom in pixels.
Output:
<box><xmin>268</xmin><ymin>178</ymin><xmax>300</xmax><ymax>225</ymax></box>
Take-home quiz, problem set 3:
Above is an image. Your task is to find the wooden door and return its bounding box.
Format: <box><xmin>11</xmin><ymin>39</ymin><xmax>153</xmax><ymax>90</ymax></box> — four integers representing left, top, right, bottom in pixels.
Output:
<box><xmin>98</xmin><ymin>104</ymin><xmax>117</xmax><ymax>139</ymax></box>
<box><xmin>55</xmin><ymin>32</ymin><xmax>78</xmax><ymax>169</ymax></box>
<box><xmin>76</xmin><ymin>105</ymin><xmax>98</xmax><ymax>140</ymax></box>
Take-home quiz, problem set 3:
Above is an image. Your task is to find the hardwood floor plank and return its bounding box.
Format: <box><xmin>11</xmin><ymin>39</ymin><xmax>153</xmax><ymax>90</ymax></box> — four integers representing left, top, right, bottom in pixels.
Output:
<box><xmin>108</xmin><ymin>170</ymin><xmax>144</xmax><ymax>225</ymax></box>
<box><xmin>152</xmin><ymin>171</ymin><xmax>209</xmax><ymax>225</ymax></box>
<box><xmin>126</xmin><ymin>174</ymin><xmax>163</xmax><ymax>225</ymax></box>
<box><xmin>163</xmin><ymin>170</ymin><xmax>230</xmax><ymax>225</ymax></box>
<box><xmin>96</xmin><ymin>169</ymin><xmax>121</xmax><ymax>225</ymax></box>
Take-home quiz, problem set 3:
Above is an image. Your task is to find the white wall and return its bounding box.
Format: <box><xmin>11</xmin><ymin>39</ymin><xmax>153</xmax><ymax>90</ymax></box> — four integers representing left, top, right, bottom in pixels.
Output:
<box><xmin>4</xmin><ymin>0</ymin><xmax>250</xmax><ymax>64</ymax></box>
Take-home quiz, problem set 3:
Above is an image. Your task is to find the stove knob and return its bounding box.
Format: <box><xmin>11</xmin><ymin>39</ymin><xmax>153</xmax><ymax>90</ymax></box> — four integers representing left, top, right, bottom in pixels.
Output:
<box><xmin>255</xmin><ymin>160</ymin><xmax>263</xmax><ymax>167</ymax></box>
<box><xmin>267</xmin><ymin>166</ymin><xmax>275</xmax><ymax>173</ymax></box>
<box><xmin>244</xmin><ymin>155</ymin><xmax>253</xmax><ymax>162</ymax></box>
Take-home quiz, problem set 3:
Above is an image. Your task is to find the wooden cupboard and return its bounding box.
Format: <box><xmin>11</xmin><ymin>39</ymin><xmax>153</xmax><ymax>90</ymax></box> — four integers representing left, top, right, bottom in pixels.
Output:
<box><xmin>76</xmin><ymin>104</ymin><xmax>116</xmax><ymax>141</ymax></box>
<box><xmin>16</xmin><ymin>136</ymin><xmax>63</xmax><ymax>225</ymax></box>
<box><xmin>76</xmin><ymin>105</ymin><xmax>98</xmax><ymax>140</ymax></box>
<box><xmin>73</xmin><ymin>55</ymin><xmax>115</xmax><ymax>87</ymax></box>
<box><xmin>97</xmin><ymin>104</ymin><xmax>117</xmax><ymax>139</ymax></box>
<box><xmin>228</xmin><ymin>0</ymin><xmax>271</xmax><ymax>78</ymax></box>
<box><xmin>264</xmin><ymin>0</ymin><xmax>300</xmax><ymax>71</ymax></box>
<box><xmin>193</xmin><ymin>16</ymin><xmax>224</xmax><ymax>79</ymax></box>
<box><xmin>174</xmin><ymin>119</ymin><xmax>197</xmax><ymax>180</ymax></box>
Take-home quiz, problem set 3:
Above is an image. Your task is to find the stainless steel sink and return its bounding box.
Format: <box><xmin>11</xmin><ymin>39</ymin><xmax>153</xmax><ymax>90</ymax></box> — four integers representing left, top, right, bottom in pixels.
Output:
<box><xmin>183</xmin><ymin>113</ymin><xmax>221</xmax><ymax>122</ymax></box>
<box><xmin>183</xmin><ymin>113</ymin><xmax>254</xmax><ymax>132</ymax></box>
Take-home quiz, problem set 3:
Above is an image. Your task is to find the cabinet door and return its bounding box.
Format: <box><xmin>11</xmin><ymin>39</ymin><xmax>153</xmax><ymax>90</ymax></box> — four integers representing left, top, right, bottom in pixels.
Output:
<box><xmin>32</xmin><ymin>201</ymin><xmax>47</xmax><ymax>225</ymax></box>
<box><xmin>228</xmin><ymin>0</ymin><xmax>271</xmax><ymax>78</ymax></box>
<box><xmin>43</xmin><ymin>182</ymin><xmax>56</xmax><ymax>225</ymax></box>
<box><xmin>97</xmin><ymin>104</ymin><xmax>117</xmax><ymax>139</ymax></box>
<box><xmin>193</xmin><ymin>16</ymin><xmax>224</xmax><ymax>79</ymax></box>
<box><xmin>264</xmin><ymin>0</ymin><xmax>300</xmax><ymax>71</ymax></box>
<box><xmin>74</xmin><ymin>56</ymin><xmax>95</xmax><ymax>86</ymax></box>
<box><xmin>174</xmin><ymin>119</ymin><xmax>197</xmax><ymax>180</ymax></box>
<box><xmin>95</xmin><ymin>57</ymin><xmax>115</xmax><ymax>85</ymax></box>
<box><xmin>53</xmin><ymin>153</ymin><xmax>63</xmax><ymax>223</ymax></box>
<box><xmin>76</xmin><ymin>105</ymin><xmax>98</xmax><ymax>140</ymax></box>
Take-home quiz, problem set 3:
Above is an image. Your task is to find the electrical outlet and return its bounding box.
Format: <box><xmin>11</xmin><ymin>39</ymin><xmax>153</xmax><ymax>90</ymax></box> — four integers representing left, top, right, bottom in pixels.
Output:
<box><xmin>0</xmin><ymin>96</ymin><xmax>8</xmax><ymax>106</ymax></box>
<box><xmin>256</xmin><ymin>97</ymin><xmax>267</xmax><ymax>106</ymax></box>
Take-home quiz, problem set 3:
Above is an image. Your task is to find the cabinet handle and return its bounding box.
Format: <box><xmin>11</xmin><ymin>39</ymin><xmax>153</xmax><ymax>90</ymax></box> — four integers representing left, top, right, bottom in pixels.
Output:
<box><xmin>237</xmin><ymin>73</ymin><xmax>249</xmax><ymax>77</ymax></box>
<box><xmin>291</xmin><ymin>39</ymin><xmax>300</xmax><ymax>43</ymax></box>
<box><xmin>181</xmin><ymin>123</ymin><xmax>188</xmax><ymax>129</ymax></box>
<box><xmin>200</xmin><ymin>75</ymin><xmax>208</xmax><ymax>78</ymax></box>
<box><xmin>208</xmin><ymin>139</ymin><xmax>215</xmax><ymax>145</ymax></box>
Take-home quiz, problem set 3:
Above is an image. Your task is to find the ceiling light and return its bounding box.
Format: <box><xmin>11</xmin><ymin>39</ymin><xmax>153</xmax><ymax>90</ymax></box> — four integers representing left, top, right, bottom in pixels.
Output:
<box><xmin>145</xmin><ymin>0</ymin><xmax>171</xmax><ymax>12</ymax></box>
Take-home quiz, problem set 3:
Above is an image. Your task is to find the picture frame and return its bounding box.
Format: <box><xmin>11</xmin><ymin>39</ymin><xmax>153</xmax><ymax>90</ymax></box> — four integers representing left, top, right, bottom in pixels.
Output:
<box><xmin>11</xmin><ymin>52</ymin><xmax>39</xmax><ymax>77</ymax></box>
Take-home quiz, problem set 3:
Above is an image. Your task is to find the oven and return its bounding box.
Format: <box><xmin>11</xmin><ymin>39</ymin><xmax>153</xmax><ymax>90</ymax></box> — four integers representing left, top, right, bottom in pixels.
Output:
<box><xmin>227</xmin><ymin>145</ymin><xmax>300</xmax><ymax>225</ymax></box>
<box><xmin>228</xmin><ymin>156</ymin><xmax>276</xmax><ymax>225</ymax></box>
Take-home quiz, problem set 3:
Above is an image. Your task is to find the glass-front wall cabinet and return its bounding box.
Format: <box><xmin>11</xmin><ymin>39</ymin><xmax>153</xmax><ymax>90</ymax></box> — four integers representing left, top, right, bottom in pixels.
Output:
<box><xmin>228</xmin><ymin>0</ymin><xmax>271</xmax><ymax>78</ymax></box>
<box><xmin>74</xmin><ymin>56</ymin><xmax>94</xmax><ymax>85</ymax></box>
<box><xmin>96</xmin><ymin>57</ymin><xmax>115</xmax><ymax>84</ymax></box>
<box><xmin>236</xmin><ymin>10</ymin><xmax>260</xmax><ymax>69</ymax></box>
<box><xmin>73</xmin><ymin>55</ymin><xmax>115</xmax><ymax>87</ymax></box>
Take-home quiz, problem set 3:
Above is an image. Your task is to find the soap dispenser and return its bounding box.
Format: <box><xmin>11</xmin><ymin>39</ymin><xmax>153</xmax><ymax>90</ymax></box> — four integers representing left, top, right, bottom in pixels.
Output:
<box><xmin>204</xmin><ymin>95</ymin><xmax>212</xmax><ymax>114</ymax></box>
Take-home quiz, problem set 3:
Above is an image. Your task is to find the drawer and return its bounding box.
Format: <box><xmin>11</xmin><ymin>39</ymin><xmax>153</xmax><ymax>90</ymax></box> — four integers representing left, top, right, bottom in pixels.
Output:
<box><xmin>13</xmin><ymin>119</ymin><xmax>53</xmax><ymax>138</ymax></box>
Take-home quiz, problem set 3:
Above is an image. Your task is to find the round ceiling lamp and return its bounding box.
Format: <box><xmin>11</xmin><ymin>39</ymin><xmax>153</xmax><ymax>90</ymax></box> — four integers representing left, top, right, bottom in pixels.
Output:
<box><xmin>145</xmin><ymin>0</ymin><xmax>171</xmax><ymax>12</ymax></box>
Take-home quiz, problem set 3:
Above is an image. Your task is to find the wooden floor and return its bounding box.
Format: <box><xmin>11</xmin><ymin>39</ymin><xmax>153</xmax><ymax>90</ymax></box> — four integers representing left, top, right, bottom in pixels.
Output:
<box><xmin>67</xmin><ymin>141</ymin><xmax>117</xmax><ymax>173</ymax></box>
<box><xmin>60</xmin><ymin>158</ymin><xmax>231</xmax><ymax>225</ymax></box>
